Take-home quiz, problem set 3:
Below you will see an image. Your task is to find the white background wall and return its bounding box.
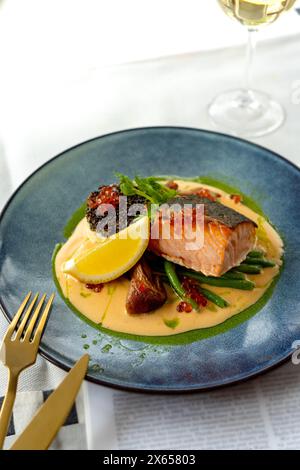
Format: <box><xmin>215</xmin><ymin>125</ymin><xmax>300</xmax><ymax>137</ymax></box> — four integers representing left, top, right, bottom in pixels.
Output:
<box><xmin>0</xmin><ymin>0</ymin><xmax>299</xmax><ymax>83</ymax></box>
<box><xmin>0</xmin><ymin>0</ymin><xmax>299</xmax><ymax>188</ymax></box>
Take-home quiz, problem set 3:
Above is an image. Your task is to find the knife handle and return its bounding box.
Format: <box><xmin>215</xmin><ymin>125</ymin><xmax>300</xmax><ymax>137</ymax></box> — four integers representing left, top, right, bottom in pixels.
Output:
<box><xmin>0</xmin><ymin>370</ymin><xmax>19</xmax><ymax>449</ymax></box>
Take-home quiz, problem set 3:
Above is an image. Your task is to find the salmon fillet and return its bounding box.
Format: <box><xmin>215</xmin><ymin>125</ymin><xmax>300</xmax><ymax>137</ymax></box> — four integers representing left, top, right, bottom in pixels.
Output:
<box><xmin>149</xmin><ymin>195</ymin><xmax>257</xmax><ymax>277</ymax></box>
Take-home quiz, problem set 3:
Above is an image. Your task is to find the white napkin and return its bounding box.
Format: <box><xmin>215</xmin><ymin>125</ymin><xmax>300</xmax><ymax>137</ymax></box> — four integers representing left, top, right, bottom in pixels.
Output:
<box><xmin>1</xmin><ymin>388</ymin><xmax>86</xmax><ymax>450</ymax></box>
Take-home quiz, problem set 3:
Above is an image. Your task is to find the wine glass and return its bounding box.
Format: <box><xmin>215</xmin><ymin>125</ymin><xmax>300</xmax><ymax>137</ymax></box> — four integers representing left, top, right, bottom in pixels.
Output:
<box><xmin>208</xmin><ymin>0</ymin><xmax>297</xmax><ymax>137</ymax></box>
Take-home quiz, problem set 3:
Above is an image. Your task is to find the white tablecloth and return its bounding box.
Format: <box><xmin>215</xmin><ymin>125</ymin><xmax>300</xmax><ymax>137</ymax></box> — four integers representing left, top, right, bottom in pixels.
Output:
<box><xmin>0</xmin><ymin>2</ymin><xmax>300</xmax><ymax>450</ymax></box>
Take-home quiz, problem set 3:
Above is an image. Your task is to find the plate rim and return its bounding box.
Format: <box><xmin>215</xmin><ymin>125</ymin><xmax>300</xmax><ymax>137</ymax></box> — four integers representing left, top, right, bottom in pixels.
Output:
<box><xmin>0</xmin><ymin>125</ymin><xmax>299</xmax><ymax>393</ymax></box>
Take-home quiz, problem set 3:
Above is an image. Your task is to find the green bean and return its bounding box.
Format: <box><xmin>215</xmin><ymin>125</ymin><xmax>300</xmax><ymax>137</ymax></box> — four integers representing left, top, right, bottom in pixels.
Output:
<box><xmin>222</xmin><ymin>271</ymin><xmax>246</xmax><ymax>280</ymax></box>
<box><xmin>160</xmin><ymin>270</ymin><xmax>228</xmax><ymax>308</ymax></box>
<box><xmin>164</xmin><ymin>261</ymin><xmax>185</xmax><ymax>297</ymax></box>
<box><xmin>164</xmin><ymin>261</ymin><xmax>199</xmax><ymax>311</ymax></box>
<box><xmin>247</xmin><ymin>250</ymin><xmax>264</xmax><ymax>259</ymax></box>
<box><xmin>179</xmin><ymin>269</ymin><xmax>255</xmax><ymax>290</ymax></box>
<box><xmin>244</xmin><ymin>257</ymin><xmax>275</xmax><ymax>268</ymax></box>
<box><xmin>197</xmin><ymin>287</ymin><xmax>229</xmax><ymax>308</ymax></box>
<box><xmin>154</xmin><ymin>264</ymin><xmax>246</xmax><ymax>280</ymax></box>
<box><xmin>234</xmin><ymin>264</ymin><xmax>261</xmax><ymax>274</ymax></box>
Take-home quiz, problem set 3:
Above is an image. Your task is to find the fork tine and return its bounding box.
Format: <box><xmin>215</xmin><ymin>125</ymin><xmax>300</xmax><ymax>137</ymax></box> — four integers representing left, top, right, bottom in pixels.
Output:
<box><xmin>31</xmin><ymin>294</ymin><xmax>55</xmax><ymax>343</ymax></box>
<box><xmin>4</xmin><ymin>292</ymin><xmax>32</xmax><ymax>339</ymax></box>
<box><xmin>23</xmin><ymin>294</ymin><xmax>46</xmax><ymax>341</ymax></box>
<box><xmin>14</xmin><ymin>293</ymin><xmax>39</xmax><ymax>340</ymax></box>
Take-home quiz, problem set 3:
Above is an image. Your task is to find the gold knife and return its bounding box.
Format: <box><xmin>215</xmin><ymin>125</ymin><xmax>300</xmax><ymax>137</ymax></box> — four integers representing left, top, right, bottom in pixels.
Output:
<box><xmin>10</xmin><ymin>354</ymin><xmax>89</xmax><ymax>450</ymax></box>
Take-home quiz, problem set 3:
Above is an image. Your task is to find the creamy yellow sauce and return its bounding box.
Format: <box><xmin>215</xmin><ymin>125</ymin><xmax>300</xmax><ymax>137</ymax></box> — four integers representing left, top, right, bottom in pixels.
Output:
<box><xmin>55</xmin><ymin>181</ymin><xmax>283</xmax><ymax>336</ymax></box>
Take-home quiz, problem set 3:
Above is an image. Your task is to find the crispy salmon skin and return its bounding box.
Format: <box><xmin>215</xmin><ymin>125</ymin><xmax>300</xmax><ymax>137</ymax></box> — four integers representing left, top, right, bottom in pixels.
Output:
<box><xmin>149</xmin><ymin>195</ymin><xmax>257</xmax><ymax>277</ymax></box>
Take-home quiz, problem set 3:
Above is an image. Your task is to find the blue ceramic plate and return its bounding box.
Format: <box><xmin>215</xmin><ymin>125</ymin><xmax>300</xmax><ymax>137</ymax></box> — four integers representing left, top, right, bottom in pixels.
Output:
<box><xmin>1</xmin><ymin>127</ymin><xmax>300</xmax><ymax>392</ymax></box>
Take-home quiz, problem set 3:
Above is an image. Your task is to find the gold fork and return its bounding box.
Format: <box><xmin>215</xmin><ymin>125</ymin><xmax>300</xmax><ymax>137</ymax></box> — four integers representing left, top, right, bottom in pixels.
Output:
<box><xmin>0</xmin><ymin>292</ymin><xmax>54</xmax><ymax>449</ymax></box>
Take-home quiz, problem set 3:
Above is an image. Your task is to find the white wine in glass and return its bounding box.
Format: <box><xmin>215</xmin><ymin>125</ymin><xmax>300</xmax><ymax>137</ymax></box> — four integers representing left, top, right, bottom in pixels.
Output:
<box><xmin>218</xmin><ymin>0</ymin><xmax>296</xmax><ymax>26</ymax></box>
<box><xmin>208</xmin><ymin>0</ymin><xmax>297</xmax><ymax>137</ymax></box>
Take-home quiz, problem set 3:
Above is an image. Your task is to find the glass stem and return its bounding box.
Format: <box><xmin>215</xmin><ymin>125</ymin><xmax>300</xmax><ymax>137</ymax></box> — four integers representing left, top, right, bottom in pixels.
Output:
<box><xmin>243</xmin><ymin>28</ymin><xmax>258</xmax><ymax>97</ymax></box>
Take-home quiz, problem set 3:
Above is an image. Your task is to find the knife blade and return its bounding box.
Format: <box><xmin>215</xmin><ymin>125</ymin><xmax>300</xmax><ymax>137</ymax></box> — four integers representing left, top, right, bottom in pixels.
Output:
<box><xmin>10</xmin><ymin>354</ymin><xmax>89</xmax><ymax>450</ymax></box>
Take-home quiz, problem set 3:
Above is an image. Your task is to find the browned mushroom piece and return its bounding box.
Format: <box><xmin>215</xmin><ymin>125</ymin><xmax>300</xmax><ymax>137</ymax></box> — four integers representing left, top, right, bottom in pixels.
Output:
<box><xmin>126</xmin><ymin>260</ymin><xmax>167</xmax><ymax>314</ymax></box>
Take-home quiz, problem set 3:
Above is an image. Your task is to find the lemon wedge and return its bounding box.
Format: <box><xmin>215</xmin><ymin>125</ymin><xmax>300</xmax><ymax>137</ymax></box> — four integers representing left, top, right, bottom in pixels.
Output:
<box><xmin>63</xmin><ymin>216</ymin><xmax>149</xmax><ymax>283</ymax></box>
